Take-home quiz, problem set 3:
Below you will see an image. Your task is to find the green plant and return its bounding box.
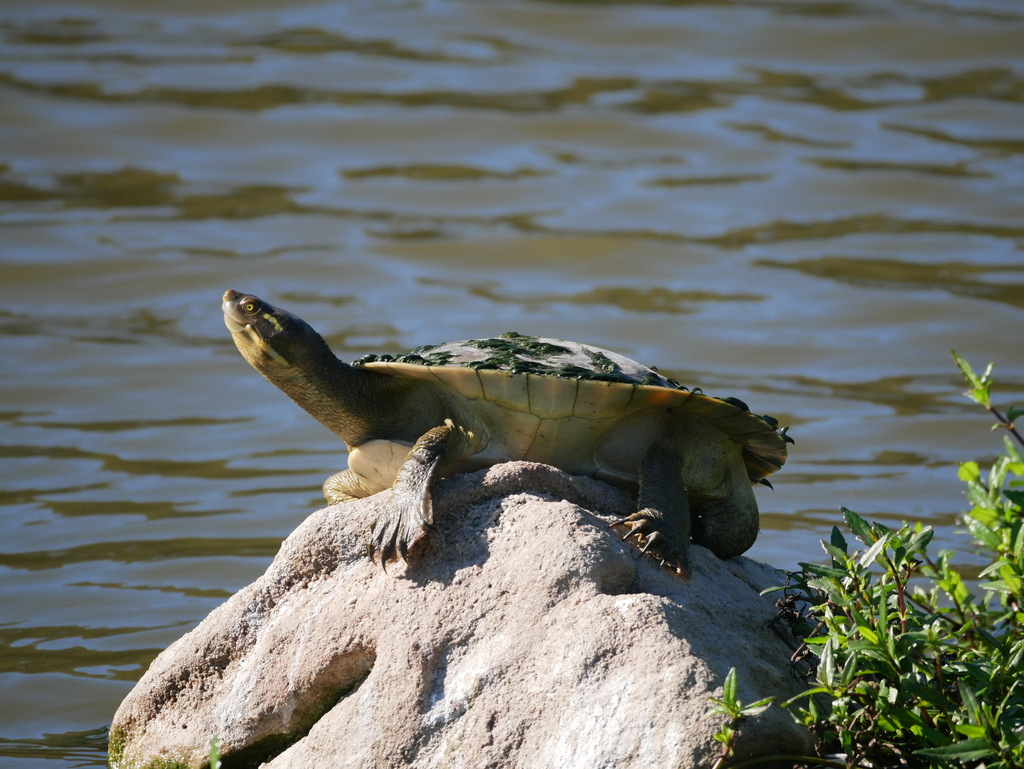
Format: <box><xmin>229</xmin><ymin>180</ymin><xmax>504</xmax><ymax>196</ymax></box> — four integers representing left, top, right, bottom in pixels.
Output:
<box><xmin>708</xmin><ymin>667</ymin><xmax>775</xmax><ymax>769</ymax></box>
<box><xmin>710</xmin><ymin>353</ymin><xmax>1023</xmax><ymax>768</ymax></box>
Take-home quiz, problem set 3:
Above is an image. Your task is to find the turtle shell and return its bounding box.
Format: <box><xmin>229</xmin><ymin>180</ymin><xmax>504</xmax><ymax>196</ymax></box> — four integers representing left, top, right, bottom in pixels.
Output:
<box><xmin>354</xmin><ymin>332</ymin><xmax>789</xmax><ymax>483</ymax></box>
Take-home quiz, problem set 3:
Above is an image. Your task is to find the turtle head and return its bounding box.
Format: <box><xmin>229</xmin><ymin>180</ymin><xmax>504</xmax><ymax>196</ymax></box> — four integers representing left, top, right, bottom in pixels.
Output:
<box><xmin>222</xmin><ymin>289</ymin><xmax>334</xmax><ymax>374</ymax></box>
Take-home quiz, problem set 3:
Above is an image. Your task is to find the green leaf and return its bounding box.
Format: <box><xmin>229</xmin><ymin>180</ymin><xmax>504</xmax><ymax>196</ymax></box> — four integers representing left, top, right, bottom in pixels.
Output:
<box><xmin>857</xmin><ymin>625</ymin><xmax>879</xmax><ymax>645</ymax></box>
<box><xmin>842</xmin><ymin>507</ymin><xmax>873</xmax><ymax>541</ymax></box>
<box><xmin>210</xmin><ymin>735</ymin><xmax>222</xmax><ymax>769</ymax></box>
<box><xmin>819</xmin><ymin>638</ymin><xmax>837</xmax><ymax>689</ymax></box>
<box><xmin>968</xmin><ymin>504</ymin><xmax>998</xmax><ymax>526</ymax></box>
<box><xmin>840</xmin><ymin>650</ymin><xmax>859</xmax><ymax>687</ymax></box>
<box><xmin>960</xmin><ymin>683</ymin><xmax>983</xmax><ymax>726</ymax></box>
<box><xmin>904</xmin><ymin>526</ymin><xmax>934</xmax><ymax>554</ymax></box>
<box><xmin>955</xmin><ymin>724</ymin><xmax>988</xmax><ymax>740</ymax></box>
<box><xmin>878</xmin><ymin>583</ymin><xmax>891</xmax><ymax>623</ymax></box>
<box><xmin>780</xmin><ymin>686</ymin><xmax>832</xmax><ymax>710</ymax></box>
<box><xmin>915</xmin><ymin>737</ymin><xmax>996</xmax><ymax>761</ymax></box>
<box><xmin>951</xmin><ymin>351</ymin><xmax>994</xmax><ymax>406</ymax></box>
<box><xmin>1005</xmin><ymin>435</ymin><xmax>1023</xmax><ymax>463</ymax></box>
<box><xmin>965</xmin><ymin>515</ymin><xmax>1004</xmax><ymax>550</ymax></box>
<box><xmin>958</xmin><ymin>461</ymin><xmax>982</xmax><ymax>484</ymax></box>
<box><xmin>888</xmin><ymin>707</ymin><xmax>925</xmax><ymax>730</ymax></box>
<box><xmin>859</xmin><ymin>532</ymin><xmax>892</xmax><ymax>568</ymax></box>
<box><xmin>991</xmin><ymin>456</ymin><xmax>1010</xmax><ymax>490</ymax></box>
<box><xmin>821</xmin><ymin>542</ymin><xmax>851</xmax><ymax>565</ymax></box>
<box><xmin>978</xmin><ymin>557</ymin><xmax>1012</xmax><ymax>579</ymax></box>
<box><xmin>722</xmin><ymin>667</ymin><xmax>738</xmax><ymax>707</ymax></box>
<box><xmin>739</xmin><ymin>697</ymin><xmax>775</xmax><ymax>717</ymax></box>
<box><xmin>951</xmin><ymin>349</ymin><xmax>980</xmax><ymax>386</ymax></box>
<box><xmin>802</xmin><ymin>563</ymin><xmax>849</xmax><ymax>581</ymax></box>
<box><xmin>806</xmin><ymin>578</ymin><xmax>851</xmax><ymax>607</ymax></box>
<box><xmin>939</xmin><ymin>570</ymin><xmax>972</xmax><ymax>607</ymax></box>
<box><xmin>998</xmin><ymin>566</ymin><xmax>1023</xmax><ymax>596</ymax></box>
<box><xmin>901</xmin><ymin>676</ymin><xmax>956</xmax><ymax>710</ymax></box>
<box><xmin>830</xmin><ymin>525</ymin><xmax>848</xmax><ymax>555</ymax></box>
<box><xmin>968</xmin><ymin>484</ymin><xmax>993</xmax><ymax>510</ymax></box>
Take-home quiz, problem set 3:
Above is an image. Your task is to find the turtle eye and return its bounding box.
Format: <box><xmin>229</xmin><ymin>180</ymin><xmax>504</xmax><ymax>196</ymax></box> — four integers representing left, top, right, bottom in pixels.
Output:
<box><xmin>241</xmin><ymin>298</ymin><xmax>261</xmax><ymax>314</ymax></box>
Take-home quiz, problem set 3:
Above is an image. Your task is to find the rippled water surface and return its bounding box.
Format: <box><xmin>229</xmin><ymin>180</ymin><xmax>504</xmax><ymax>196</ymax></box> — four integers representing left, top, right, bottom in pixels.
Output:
<box><xmin>2</xmin><ymin>0</ymin><xmax>1023</xmax><ymax>765</ymax></box>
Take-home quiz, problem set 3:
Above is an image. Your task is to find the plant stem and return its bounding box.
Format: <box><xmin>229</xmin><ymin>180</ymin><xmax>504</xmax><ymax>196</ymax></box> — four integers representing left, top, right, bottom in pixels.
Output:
<box><xmin>722</xmin><ymin>755</ymin><xmax>856</xmax><ymax>769</ymax></box>
<box><xmin>990</xmin><ymin>404</ymin><xmax>1024</xmax><ymax>448</ymax></box>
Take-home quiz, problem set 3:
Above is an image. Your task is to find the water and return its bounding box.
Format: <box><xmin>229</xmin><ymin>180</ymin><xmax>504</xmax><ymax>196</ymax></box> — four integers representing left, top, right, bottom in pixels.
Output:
<box><xmin>1</xmin><ymin>0</ymin><xmax>1023</xmax><ymax>765</ymax></box>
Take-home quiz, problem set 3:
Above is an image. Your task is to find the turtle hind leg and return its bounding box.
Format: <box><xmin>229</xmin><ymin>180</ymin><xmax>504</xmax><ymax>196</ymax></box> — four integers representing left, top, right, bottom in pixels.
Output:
<box><xmin>372</xmin><ymin>420</ymin><xmax>481</xmax><ymax>568</ymax></box>
<box><xmin>612</xmin><ymin>442</ymin><xmax>692</xmax><ymax>578</ymax></box>
<box><xmin>323</xmin><ymin>469</ymin><xmax>373</xmax><ymax>503</ymax></box>
<box><xmin>690</xmin><ymin>453</ymin><xmax>759</xmax><ymax>560</ymax></box>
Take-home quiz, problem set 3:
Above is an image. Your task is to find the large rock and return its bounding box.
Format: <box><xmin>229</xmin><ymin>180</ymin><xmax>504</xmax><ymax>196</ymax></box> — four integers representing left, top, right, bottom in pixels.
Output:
<box><xmin>109</xmin><ymin>462</ymin><xmax>812</xmax><ymax>769</ymax></box>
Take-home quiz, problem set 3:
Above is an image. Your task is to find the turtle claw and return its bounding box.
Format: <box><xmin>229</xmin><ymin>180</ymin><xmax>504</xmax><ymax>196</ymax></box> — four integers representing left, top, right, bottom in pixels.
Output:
<box><xmin>371</xmin><ymin>529</ymin><xmax>410</xmax><ymax>571</ymax></box>
<box><xmin>369</xmin><ymin>495</ymin><xmax>432</xmax><ymax>571</ymax></box>
<box><xmin>610</xmin><ymin>515</ymin><xmax>652</xmax><ymax>541</ymax></box>
<box><xmin>369</xmin><ymin>522</ymin><xmax>398</xmax><ymax>571</ymax></box>
<box><xmin>611</xmin><ymin>512</ymin><xmax>690</xmax><ymax>578</ymax></box>
<box><xmin>639</xmin><ymin>530</ymin><xmax>667</xmax><ymax>555</ymax></box>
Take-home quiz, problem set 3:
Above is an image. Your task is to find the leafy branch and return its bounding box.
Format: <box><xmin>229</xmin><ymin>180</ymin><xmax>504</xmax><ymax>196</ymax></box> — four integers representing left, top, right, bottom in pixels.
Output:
<box><xmin>951</xmin><ymin>351</ymin><xmax>1024</xmax><ymax>446</ymax></box>
<box><xmin>708</xmin><ymin>351</ymin><xmax>1024</xmax><ymax>768</ymax></box>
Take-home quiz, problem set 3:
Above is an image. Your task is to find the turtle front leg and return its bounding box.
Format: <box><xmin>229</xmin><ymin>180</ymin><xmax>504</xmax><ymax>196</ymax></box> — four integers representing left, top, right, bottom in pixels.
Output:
<box><xmin>373</xmin><ymin>419</ymin><xmax>480</xmax><ymax>567</ymax></box>
<box><xmin>613</xmin><ymin>443</ymin><xmax>693</xmax><ymax>578</ymax></box>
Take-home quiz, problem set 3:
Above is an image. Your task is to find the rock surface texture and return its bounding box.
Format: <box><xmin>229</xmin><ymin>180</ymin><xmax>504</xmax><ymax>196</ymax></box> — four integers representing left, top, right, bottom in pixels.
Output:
<box><xmin>110</xmin><ymin>462</ymin><xmax>812</xmax><ymax>769</ymax></box>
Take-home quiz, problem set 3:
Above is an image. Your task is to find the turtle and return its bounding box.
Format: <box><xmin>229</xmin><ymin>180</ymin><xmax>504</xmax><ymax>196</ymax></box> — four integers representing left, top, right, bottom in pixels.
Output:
<box><xmin>222</xmin><ymin>289</ymin><xmax>791</xmax><ymax>576</ymax></box>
